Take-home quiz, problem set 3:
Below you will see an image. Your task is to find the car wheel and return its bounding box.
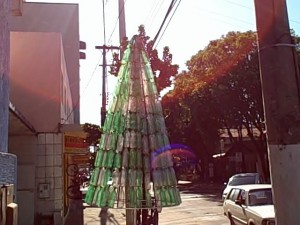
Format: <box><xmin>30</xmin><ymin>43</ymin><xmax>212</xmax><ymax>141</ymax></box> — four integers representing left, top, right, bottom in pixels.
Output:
<box><xmin>228</xmin><ymin>213</ymin><xmax>235</xmax><ymax>225</ymax></box>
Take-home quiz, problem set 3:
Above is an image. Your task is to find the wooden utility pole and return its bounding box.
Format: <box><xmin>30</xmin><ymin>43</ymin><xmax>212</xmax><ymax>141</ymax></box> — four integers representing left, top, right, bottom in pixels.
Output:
<box><xmin>254</xmin><ymin>0</ymin><xmax>300</xmax><ymax>224</ymax></box>
<box><xmin>95</xmin><ymin>45</ymin><xmax>119</xmax><ymax>127</ymax></box>
<box><xmin>118</xmin><ymin>0</ymin><xmax>127</xmax><ymax>58</ymax></box>
<box><xmin>0</xmin><ymin>0</ymin><xmax>10</xmax><ymax>153</ymax></box>
<box><xmin>118</xmin><ymin>0</ymin><xmax>126</xmax><ymax>40</ymax></box>
<box><xmin>117</xmin><ymin>2</ymin><xmax>136</xmax><ymax>224</ymax></box>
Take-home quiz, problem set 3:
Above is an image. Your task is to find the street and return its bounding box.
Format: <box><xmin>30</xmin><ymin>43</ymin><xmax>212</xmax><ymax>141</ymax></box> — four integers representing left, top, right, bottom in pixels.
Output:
<box><xmin>84</xmin><ymin>181</ymin><xmax>229</xmax><ymax>225</ymax></box>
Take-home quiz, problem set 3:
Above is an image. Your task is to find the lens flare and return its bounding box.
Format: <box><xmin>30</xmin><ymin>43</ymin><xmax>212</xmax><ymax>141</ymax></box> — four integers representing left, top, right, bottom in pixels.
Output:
<box><xmin>151</xmin><ymin>143</ymin><xmax>197</xmax><ymax>168</ymax></box>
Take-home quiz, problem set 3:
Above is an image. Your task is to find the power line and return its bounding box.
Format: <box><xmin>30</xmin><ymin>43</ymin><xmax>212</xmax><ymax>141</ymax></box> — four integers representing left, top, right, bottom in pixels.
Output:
<box><xmin>224</xmin><ymin>0</ymin><xmax>300</xmax><ymax>28</ymax></box>
<box><xmin>224</xmin><ymin>0</ymin><xmax>254</xmax><ymax>11</ymax></box>
<box><xmin>290</xmin><ymin>19</ymin><xmax>300</xmax><ymax>25</ymax></box>
<box><xmin>152</xmin><ymin>0</ymin><xmax>178</xmax><ymax>46</ymax></box>
<box><xmin>154</xmin><ymin>0</ymin><xmax>182</xmax><ymax>49</ymax></box>
<box><xmin>144</xmin><ymin>0</ymin><xmax>164</xmax><ymax>33</ymax></box>
<box><xmin>107</xmin><ymin>0</ymin><xmax>128</xmax><ymax>44</ymax></box>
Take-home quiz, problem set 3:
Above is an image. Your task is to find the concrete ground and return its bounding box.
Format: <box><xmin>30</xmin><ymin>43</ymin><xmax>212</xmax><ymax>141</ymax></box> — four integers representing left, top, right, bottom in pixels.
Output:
<box><xmin>83</xmin><ymin>181</ymin><xmax>227</xmax><ymax>225</ymax></box>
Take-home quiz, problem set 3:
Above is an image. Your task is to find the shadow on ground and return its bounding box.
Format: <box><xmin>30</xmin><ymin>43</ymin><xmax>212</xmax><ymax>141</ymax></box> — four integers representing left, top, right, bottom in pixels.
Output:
<box><xmin>177</xmin><ymin>181</ymin><xmax>224</xmax><ymax>205</ymax></box>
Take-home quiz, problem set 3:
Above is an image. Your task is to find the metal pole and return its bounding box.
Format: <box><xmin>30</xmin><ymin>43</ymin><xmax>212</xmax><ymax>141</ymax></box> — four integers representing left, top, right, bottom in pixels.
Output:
<box><xmin>254</xmin><ymin>0</ymin><xmax>300</xmax><ymax>224</ymax></box>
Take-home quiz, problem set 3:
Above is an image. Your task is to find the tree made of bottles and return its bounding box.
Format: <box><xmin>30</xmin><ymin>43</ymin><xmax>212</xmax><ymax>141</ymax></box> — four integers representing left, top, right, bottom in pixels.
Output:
<box><xmin>85</xmin><ymin>35</ymin><xmax>181</xmax><ymax>210</ymax></box>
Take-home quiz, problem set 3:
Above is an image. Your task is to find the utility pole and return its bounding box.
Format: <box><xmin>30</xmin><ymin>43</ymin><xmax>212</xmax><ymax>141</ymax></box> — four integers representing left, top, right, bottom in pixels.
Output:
<box><xmin>0</xmin><ymin>0</ymin><xmax>10</xmax><ymax>154</ymax></box>
<box><xmin>118</xmin><ymin>0</ymin><xmax>127</xmax><ymax>58</ymax></box>
<box><xmin>254</xmin><ymin>0</ymin><xmax>300</xmax><ymax>224</ymax></box>
<box><xmin>117</xmin><ymin>2</ymin><xmax>135</xmax><ymax>224</ymax></box>
<box><xmin>95</xmin><ymin>45</ymin><xmax>119</xmax><ymax>127</ymax></box>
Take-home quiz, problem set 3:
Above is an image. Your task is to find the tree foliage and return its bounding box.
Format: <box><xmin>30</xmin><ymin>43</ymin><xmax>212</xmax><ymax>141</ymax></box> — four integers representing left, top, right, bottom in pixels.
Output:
<box><xmin>82</xmin><ymin>123</ymin><xmax>102</xmax><ymax>170</ymax></box>
<box><xmin>163</xmin><ymin>30</ymin><xmax>300</xmax><ymax>179</ymax></box>
<box><xmin>82</xmin><ymin>123</ymin><xmax>102</xmax><ymax>147</ymax></box>
<box><xmin>110</xmin><ymin>25</ymin><xmax>179</xmax><ymax>94</ymax></box>
<box><xmin>162</xmin><ymin>31</ymin><xmax>267</xmax><ymax>177</ymax></box>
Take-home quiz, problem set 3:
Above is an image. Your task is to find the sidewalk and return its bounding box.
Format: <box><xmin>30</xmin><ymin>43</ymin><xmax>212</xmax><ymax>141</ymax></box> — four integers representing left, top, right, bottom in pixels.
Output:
<box><xmin>84</xmin><ymin>205</ymin><xmax>126</xmax><ymax>225</ymax></box>
<box><xmin>83</xmin><ymin>180</ymin><xmax>225</xmax><ymax>225</ymax></box>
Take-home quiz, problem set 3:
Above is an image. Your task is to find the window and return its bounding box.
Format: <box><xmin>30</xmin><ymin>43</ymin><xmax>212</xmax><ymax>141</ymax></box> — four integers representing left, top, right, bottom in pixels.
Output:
<box><xmin>227</xmin><ymin>189</ymin><xmax>235</xmax><ymax>200</ymax></box>
<box><xmin>248</xmin><ymin>189</ymin><xmax>273</xmax><ymax>206</ymax></box>
<box><xmin>239</xmin><ymin>189</ymin><xmax>246</xmax><ymax>204</ymax></box>
<box><xmin>228</xmin><ymin>188</ymin><xmax>240</xmax><ymax>201</ymax></box>
<box><xmin>228</xmin><ymin>176</ymin><xmax>256</xmax><ymax>186</ymax></box>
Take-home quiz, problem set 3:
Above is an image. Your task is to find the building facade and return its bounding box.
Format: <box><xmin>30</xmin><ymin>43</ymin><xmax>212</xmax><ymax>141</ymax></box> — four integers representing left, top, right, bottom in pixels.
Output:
<box><xmin>9</xmin><ymin>2</ymin><xmax>83</xmax><ymax>225</ymax></box>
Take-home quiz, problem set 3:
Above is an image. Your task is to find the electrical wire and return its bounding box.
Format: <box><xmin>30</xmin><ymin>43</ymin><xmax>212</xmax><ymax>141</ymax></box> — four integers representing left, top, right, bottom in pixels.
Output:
<box><xmin>290</xmin><ymin>19</ymin><xmax>300</xmax><ymax>25</ymax></box>
<box><xmin>154</xmin><ymin>0</ymin><xmax>182</xmax><ymax>49</ymax></box>
<box><xmin>144</xmin><ymin>0</ymin><xmax>164</xmax><ymax>33</ymax></box>
<box><xmin>152</xmin><ymin>0</ymin><xmax>178</xmax><ymax>47</ymax></box>
<box><xmin>224</xmin><ymin>0</ymin><xmax>254</xmax><ymax>10</ymax></box>
<box><xmin>107</xmin><ymin>0</ymin><xmax>128</xmax><ymax>44</ymax></box>
<box><xmin>61</xmin><ymin>0</ymin><xmax>108</xmax><ymax>126</ymax></box>
<box><xmin>63</xmin><ymin>0</ymin><xmax>300</xmax><ymax>126</ymax></box>
<box><xmin>224</xmin><ymin>0</ymin><xmax>300</xmax><ymax>27</ymax></box>
<box><xmin>59</xmin><ymin>55</ymin><xmax>103</xmax><ymax>126</ymax></box>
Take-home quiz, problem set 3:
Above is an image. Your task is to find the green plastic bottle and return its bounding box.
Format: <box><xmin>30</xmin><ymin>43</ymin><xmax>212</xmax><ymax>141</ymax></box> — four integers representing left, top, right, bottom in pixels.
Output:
<box><xmin>112</xmin><ymin>169</ymin><xmax>120</xmax><ymax>187</ymax></box>
<box><xmin>160</xmin><ymin>187</ymin><xmax>167</xmax><ymax>207</ymax></box>
<box><xmin>136</xmin><ymin>186</ymin><xmax>143</xmax><ymax>208</ymax></box>
<box><xmin>106</xmin><ymin>150</ymin><xmax>115</xmax><ymax>168</ymax></box>
<box><xmin>90</xmin><ymin>167</ymin><xmax>100</xmax><ymax>186</ymax></box>
<box><xmin>136</xmin><ymin>151</ymin><xmax>143</xmax><ymax>169</ymax></box>
<box><xmin>129</xmin><ymin>149</ymin><xmax>137</xmax><ymax>169</ymax></box>
<box><xmin>103</xmin><ymin>169</ymin><xmax>112</xmax><ymax>186</ymax></box>
<box><xmin>95</xmin><ymin>186</ymin><xmax>104</xmax><ymax>207</ymax></box>
<box><xmin>168</xmin><ymin>187</ymin><xmax>175</xmax><ymax>205</ymax></box>
<box><xmin>94</xmin><ymin>149</ymin><xmax>104</xmax><ymax>167</ymax></box>
<box><xmin>164</xmin><ymin>187</ymin><xmax>171</xmax><ymax>206</ymax></box>
<box><xmin>97</xmin><ymin>186</ymin><xmax>108</xmax><ymax>207</ymax></box>
<box><xmin>99</xmin><ymin>134</ymin><xmax>107</xmax><ymax>149</ymax></box>
<box><xmin>117</xmin><ymin>187</ymin><xmax>125</xmax><ymax>208</ymax></box>
<box><xmin>113</xmin><ymin>152</ymin><xmax>122</xmax><ymax>169</ymax></box>
<box><xmin>84</xmin><ymin>185</ymin><xmax>95</xmax><ymax>204</ymax></box>
<box><xmin>128</xmin><ymin>169</ymin><xmax>136</xmax><ymax>187</ymax></box>
<box><xmin>122</xmin><ymin>148</ymin><xmax>129</xmax><ymax>168</ymax></box>
<box><xmin>136</xmin><ymin>170</ymin><xmax>143</xmax><ymax>186</ymax></box>
<box><xmin>108</xmin><ymin>187</ymin><xmax>116</xmax><ymax>208</ymax></box>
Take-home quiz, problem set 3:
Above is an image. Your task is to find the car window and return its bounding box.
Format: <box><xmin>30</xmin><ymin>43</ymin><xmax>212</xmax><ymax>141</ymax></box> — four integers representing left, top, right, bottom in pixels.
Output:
<box><xmin>227</xmin><ymin>189</ymin><xmax>235</xmax><ymax>199</ymax></box>
<box><xmin>239</xmin><ymin>189</ymin><xmax>246</xmax><ymax>204</ymax></box>
<box><xmin>248</xmin><ymin>188</ymin><xmax>273</xmax><ymax>206</ymax></box>
<box><xmin>228</xmin><ymin>176</ymin><xmax>256</xmax><ymax>186</ymax></box>
<box><xmin>228</xmin><ymin>188</ymin><xmax>240</xmax><ymax>201</ymax></box>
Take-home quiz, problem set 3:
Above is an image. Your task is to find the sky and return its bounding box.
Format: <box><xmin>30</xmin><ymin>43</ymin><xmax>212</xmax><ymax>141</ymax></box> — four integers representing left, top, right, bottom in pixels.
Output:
<box><xmin>29</xmin><ymin>0</ymin><xmax>300</xmax><ymax>126</ymax></box>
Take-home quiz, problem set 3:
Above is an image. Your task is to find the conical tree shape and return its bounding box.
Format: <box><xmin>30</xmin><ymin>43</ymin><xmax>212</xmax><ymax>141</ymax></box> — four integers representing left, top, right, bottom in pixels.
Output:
<box><xmin>85</xmin><ymin>35</ymin><xmax>181</xmax><ymax>209</ymax></box>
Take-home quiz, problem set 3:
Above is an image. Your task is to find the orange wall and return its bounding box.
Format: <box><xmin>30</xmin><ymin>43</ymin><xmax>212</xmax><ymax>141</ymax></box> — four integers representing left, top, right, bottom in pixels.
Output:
<box><xmin>9</xmin><ymin>2</ymin><xmax>80</xmax><ymax>123</ymax></box>
<box><xmin>10</xmin><ymin>32</ymin><xmax>68</xmax><ymax>132</ymax></box>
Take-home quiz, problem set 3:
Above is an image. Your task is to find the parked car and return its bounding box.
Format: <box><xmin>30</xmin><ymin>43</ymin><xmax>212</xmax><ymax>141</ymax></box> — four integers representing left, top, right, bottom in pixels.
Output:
<box><xmin>222</xmin><ymin>173</ymin><xmax>263</xmax><ymax>200</ymax></box>
<box><xmin>223</xmin><ymin>184</ymin><xmax>275</xmax><ymax>225</ymax></box>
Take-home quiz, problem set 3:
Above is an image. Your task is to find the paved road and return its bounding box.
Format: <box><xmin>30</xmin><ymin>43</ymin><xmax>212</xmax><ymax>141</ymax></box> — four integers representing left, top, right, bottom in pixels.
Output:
<box><xmin>84</xmin><ymin>181</ymin><xmax>229</xmax><ymax>225</ymax></box>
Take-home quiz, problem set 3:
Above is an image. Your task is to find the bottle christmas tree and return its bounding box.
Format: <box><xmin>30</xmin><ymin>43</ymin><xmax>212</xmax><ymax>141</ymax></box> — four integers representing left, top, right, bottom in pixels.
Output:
<box><xmin>85</xmin><ymin>35</ymin><xmax>181</xmax><ymax>209</ymax></box>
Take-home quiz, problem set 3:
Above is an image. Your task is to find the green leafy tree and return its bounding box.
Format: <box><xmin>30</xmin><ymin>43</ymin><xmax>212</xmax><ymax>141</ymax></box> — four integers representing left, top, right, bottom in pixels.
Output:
<box><xmin>163</xmin><ymin>31</ymin><xmax>268</xmax><ymax>179</ymax></box>
<box><xmin>164</xmin><ymin>30</ymin><xmax>300</xmax><ymax>180</ymax></box>
<box><xmin>82</xmin><ymin>123</ymin><xmax>102</xmax><ymax>170</ymax></box>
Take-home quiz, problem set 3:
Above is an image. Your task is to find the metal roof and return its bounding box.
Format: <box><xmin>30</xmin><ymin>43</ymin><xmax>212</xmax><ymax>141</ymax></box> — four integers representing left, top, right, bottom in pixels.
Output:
<box><xmin>9</xmin><ymin>102</ymin><xmax>36</xmax><ymax>136</ymax></box>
